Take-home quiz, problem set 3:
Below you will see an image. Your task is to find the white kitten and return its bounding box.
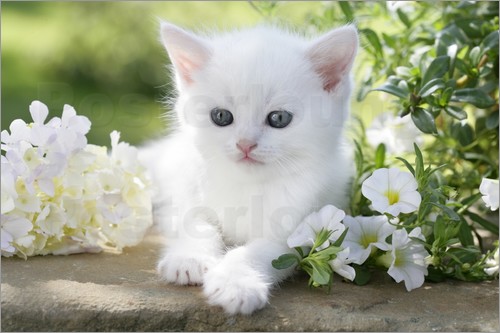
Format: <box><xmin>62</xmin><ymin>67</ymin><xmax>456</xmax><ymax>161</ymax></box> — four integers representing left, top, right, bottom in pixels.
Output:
<box><xmin>140</xmin><ymin>22</ymin><xmax>358</xmax><ymax>315</ymax></box>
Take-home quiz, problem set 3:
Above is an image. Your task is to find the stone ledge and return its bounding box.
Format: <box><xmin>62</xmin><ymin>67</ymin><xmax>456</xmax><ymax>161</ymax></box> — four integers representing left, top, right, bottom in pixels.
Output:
<box><xmin>2</xmin><ymin>232</ymin><xmax>499</xmax><ymax>332</ymax></box>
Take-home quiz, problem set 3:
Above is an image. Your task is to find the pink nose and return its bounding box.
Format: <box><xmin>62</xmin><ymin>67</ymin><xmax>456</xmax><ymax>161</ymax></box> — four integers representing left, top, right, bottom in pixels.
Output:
<box><xmin>236</xmin><ymin>139</ymin><xmax>257</xmax><ymax>155</ymax></box>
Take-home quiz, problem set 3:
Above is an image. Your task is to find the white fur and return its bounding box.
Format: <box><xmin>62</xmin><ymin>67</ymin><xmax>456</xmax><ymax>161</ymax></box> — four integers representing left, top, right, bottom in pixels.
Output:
<box><xmin>140</xmin><ymin>23</ymin><xmax>358</xmax><ymax>314</ymax></box>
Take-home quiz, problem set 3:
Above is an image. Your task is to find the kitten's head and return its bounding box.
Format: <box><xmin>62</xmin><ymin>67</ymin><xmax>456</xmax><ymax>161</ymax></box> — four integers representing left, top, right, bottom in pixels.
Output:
<box><xmin>160</xmin><ymin>22</ymin><xmax>358</xmax><ymax>180</ymax></box>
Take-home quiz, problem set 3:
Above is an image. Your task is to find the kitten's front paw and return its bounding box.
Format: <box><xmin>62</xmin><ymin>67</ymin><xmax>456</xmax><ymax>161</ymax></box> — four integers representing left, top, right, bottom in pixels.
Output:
<box><xmin>157</xmin><ymin>252</ymin><xmax>218</xmax><ymax>286</ymax></box>
<box><xmin>203</xmin><ymin>262</ymin><xmax>270</xmax><ymax>315</ymax></box>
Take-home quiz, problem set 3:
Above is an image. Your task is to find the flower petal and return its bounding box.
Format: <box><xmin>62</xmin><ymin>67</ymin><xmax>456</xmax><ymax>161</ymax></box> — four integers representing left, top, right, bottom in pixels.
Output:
<box><xmin>29</xmin><ymin>101</ymin><xmax>49</xmax><ymax>124</ymax></box>
<box><xmin>480</xmin><ymin>178</ymin><xmax>499</xmax><ymax>211</ymax></box>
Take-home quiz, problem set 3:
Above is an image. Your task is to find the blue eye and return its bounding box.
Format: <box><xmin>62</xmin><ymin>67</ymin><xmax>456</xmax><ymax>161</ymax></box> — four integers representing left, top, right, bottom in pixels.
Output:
<box><xmin>267</xmin><ymin>110</ymin><xmax>293</xmax><ymax>128</ymax></box>
<box><xmin>210</xmin><ymin>108</ymin><xmax>234</xmax><ymax>127</ymax></box>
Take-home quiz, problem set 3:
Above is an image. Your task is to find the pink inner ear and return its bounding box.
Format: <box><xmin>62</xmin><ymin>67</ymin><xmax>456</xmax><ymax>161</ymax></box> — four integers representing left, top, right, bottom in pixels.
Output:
<box><xmin>161</xmin><ymin>23</ymin><xmax>211</xmax><ymax>86</ymax></box>
<box><xmin>176</xmin><ymin>54</ymin><xmax>201</xmax><ymax>85</ymax></box>
<box><xmin>309</xmin><ymin>49</ymin><xmax>352</xmax><ymax>93</ymax></box>
<box><xmin>307</xmin><ymin>27</ymin><xmax>358</xmax><ymax>93</ymax></box>
<box><xmin>318</xmin><ymin>63</ymin><xmax>348</xmax><ymax>93</ymax></box>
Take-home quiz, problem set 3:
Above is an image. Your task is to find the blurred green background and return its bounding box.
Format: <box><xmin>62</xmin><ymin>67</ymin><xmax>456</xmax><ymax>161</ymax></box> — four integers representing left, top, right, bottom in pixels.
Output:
<box><xmin>2</xmin><ymin>1</ymin><xmax>390</xmax><ymax>146</ymax></box>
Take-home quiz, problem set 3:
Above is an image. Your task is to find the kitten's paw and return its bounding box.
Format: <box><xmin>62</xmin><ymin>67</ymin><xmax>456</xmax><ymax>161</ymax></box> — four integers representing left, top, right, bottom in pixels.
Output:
<box><xmin>203</xmin><ymin>263</ymin><xmax>270</xmax><ymax>315</ymax></box>
<box><xmin>157</xmin><ymin>252</ymin><xmax>218</xmax><ymax>286</ymax></box>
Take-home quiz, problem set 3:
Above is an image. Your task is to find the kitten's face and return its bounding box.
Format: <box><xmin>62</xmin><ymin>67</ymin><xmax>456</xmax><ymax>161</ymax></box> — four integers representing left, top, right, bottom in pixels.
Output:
<box><xmin>162</xmin><ymin>25</ymin><xmax>358</xmax><ymax>178</ymax></box>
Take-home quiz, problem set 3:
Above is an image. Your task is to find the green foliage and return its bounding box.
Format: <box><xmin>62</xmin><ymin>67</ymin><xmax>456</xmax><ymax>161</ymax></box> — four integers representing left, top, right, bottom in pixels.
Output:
<box><xmin>265</xmin><ymin>1</ymin><xmax>499</xmax><ymax>284</ymax></box>
<box><xmin>272</xmin><ymin>228</ymin><xmax>348</xmax><ymax>290</ymax></box>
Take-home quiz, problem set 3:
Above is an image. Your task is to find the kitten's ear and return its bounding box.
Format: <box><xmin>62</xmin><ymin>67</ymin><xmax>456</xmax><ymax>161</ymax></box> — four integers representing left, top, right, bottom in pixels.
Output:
<box><xmin>307</xmin><ymin>25</ymin><xmax>358</xmax><ymax>93</ymax></box>
<box><xmin>160</xmin><ymin>22</ymin><xmax>211</xmax><ymax>85</ymax></box>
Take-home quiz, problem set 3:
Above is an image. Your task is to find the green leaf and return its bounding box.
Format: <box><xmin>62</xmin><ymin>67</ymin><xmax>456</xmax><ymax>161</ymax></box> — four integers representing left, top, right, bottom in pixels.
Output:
<box><xmin>451</xmin><ymin>88</ymin><xmax>496</xmax><ymax>109</ymax></box>
<box><xmin>469</xmin><ymin>46</ymin><xmax>481</xmax><ymax>66</ymax></box>
<box><xmin>413</xmin><ymin>143</ymin><xmax>425</xmax><ymax>181</ymax></box>
<box><xmin>311</xmin><ymin>261</ymin><xmax>332</xmax><ymax>286</ymax></box>
<box><xmin>458</xmin><ymin>217</ymin><xmax>474</xmax><ymax>247</ymax></box>
<box><xmin>481</xmin><ymin>30</ymin><xmax>499</xmax><ymax>52</ymax></box>
<box><xmin>313</xmin><ymin>228</ymin><xmax>333</xmax><ymax>251</ymax></box>
<box><xmin>430</xmin><ymin>202</ymin><xmax>461</xmax><ymax>221</ymax></box>
<box><xmin>314</xmin><ymin>246</ymin><xmax>343</xmax><ymax>261</ymax></box>
<box><xmin>426</xmin><ymin>266</ymin><xmax>447</xmax><ymax>282</ymax></box>
<box><xmin>396</xmin><ymin>8</ymin><xmax>412</xmax><ymax>28</ymax></box>
<box><xmin>353</xmin><ymin>265</ymin><xmax>371</xmax><ymax>286</ymax></box>
<box><xmin>450</xmin><ymin>122</ymin><xmax>475</xmax><ymax>146</ymax></box>
<box><xmin>486</xmin><ymin>112</ymin><xmax>499</xmax><ymax>129</ymax></box>
<box><xmin>465</xmin><ymin>211</ymin><xmax>499</xmax><ymax>235</ymax></box>
<box><xmin>460</xmin><ymin>192</ymin><xmax>482</xmax><ymax>207</ymax></box>
<box><xmin>447</xmin><ymin>247</ymin><xmax>481</xmax><ymax>264</ymax></box>
<box><xmin>332</xmin><ymin>227</ymin><xmax>349</xmax><ymax>248</ymax></box>
<box><xmin>422</xmin><ymin>56</ymin><xmax>450</xmax><ymax>86</ymax></box>
<box><xmin>419</xmin><ymin>78</ymin><xmax>446</xmax><ymax>97</ymax></box>
<box><xmin>361</xmin><ymin>28</ymin><xmax>383</xmax><ymax>58</ymax></box>
<box><xmin>439</xmin><ymin>87</ymin><xmax>454</xmax><ymax>106</ymax></box>
<box><xmin>338</xmin><ymin>1</ymin><xmax>354</xmax><ymax>22</ymax></box>
<box><xmin>381</xmin><ymin>32</ymin><xmax>396</xmax><ymax>49</ymax></box>
<box><xmin>444</xmin><ymin>106</ymin><xmax>467</xmax><ymax>120</ymax></box>
<box><xmin>433</xmin><ymin>217</ymin><xmax>446</xmax><ymax>241</ymax></box>
<box><xmin>373</xmin><ymin>82</ymin><xmax>409</xmax><ymax>99</ymax></box>
<box><xmin>374</xmin><ymin>143</ymin><xmax>386</xmax><ymax>169</ymax></box>
<box><xmin>272</xmin><ymin>253</ymin><xmax>300</xmax><ymax>270</ymax></box>
<box><xmin>396</xmin><ymin>156</ymin><xmax>415</xmax><ymax>176</ymax></box>
<box><xmin>411</xmin><ymin>107</ymin><xmax>437</xmax><ymax>134</ymax></box>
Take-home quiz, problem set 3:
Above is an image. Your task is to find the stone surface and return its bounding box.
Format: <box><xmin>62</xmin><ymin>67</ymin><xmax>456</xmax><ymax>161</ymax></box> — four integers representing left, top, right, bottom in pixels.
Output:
<box><xmin>2</xmin><ymin>232</ymin><xmax>499</xmax><ymax>332</ymax></box>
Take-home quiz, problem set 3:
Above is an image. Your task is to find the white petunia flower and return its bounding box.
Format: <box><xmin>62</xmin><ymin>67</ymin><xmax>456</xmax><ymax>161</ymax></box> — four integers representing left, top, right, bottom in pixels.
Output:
<box><xmin>329</xmin><ymin>248</ymin><xmax>356</xmax><ymax>281</ymax></box>
<box><xmin>378</xmin><ymin>227</ymin><xmax>429</xmax><ymax>291</ymax></box>
<box><xmin>362</xmin><ymin>167</ymin><xmax>422</xmax><ymax>216</ymax></box>
<box><xmin>366</xmin><ymin>112</ymin><xmax>424</xmax><ymax>155</ymax></box>
<box><xmin>479</xmin><ymin>178</ymin><xmax>499</xmax><ymax>211</ymax></box>
<box><xmin>287</xmin><ymin>205</ymin><xmax>346</xmax><ymax>250</ymax></box>
<box><xmin>484</xmin><ymin>248</ymin><xmax>499</xmax><ymax>276</ymax></box>
<box><xmin>343</xmin><ymin>215</ymin><xmax>396</xmax><ymax>265</ymax></box>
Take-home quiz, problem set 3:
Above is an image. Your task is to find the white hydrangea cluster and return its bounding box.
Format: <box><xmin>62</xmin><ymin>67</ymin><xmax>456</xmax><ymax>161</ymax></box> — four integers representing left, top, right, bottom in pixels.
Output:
<box><xmin>1</xmin><ymin>101</ymin><xmax>153</xmax><ymax>258</ymax></box>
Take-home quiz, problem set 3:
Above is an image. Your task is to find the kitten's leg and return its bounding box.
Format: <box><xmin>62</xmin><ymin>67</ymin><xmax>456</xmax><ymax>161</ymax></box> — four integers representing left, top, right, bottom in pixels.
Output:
<box><xmin>203</xmin><ymin>239</ymin><xmax>295</xmax><ymax>314</ymax></box>
<box><xmin>158</xmin><ymin>215</ymin><xmax>224</xmax><ymax>286</ymax></box>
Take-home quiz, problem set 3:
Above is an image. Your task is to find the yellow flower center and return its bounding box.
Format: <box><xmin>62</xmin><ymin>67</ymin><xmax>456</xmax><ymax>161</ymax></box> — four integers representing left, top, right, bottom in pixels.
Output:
<box><xmin>385</xmin><ymin>189</ymin><xmax>400</xmax><ymax>205</ymax></box>
<box><xmin>361</xmin><ymin>233</ymin><xmax>378</xmax><ymax>248</ymax></box>
<box><xmin>393</xmin><ymin>249</ymin><xmax>405</xmax><ymax>267</ymax></box>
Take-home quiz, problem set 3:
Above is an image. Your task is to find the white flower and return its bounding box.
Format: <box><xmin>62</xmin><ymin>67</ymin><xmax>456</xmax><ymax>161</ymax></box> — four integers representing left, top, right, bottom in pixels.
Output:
<box><xmin>1</xmin><ymin>119</ymin><xmax>30</xmax><ymax>146</ymax></box>
<box><xmin>343</xmin><ymin>215</ymin><xmax>396</xmax><ymax>264</ymax></box>
<box><xmin>287</xmin><ymin>205</ymin><xmax>346</xmax><ymax>250</ymax></box>
<box><xmin>366</xmin><ymin>112</ymin><xmax>424</xmax><ymax>155</ymax></box>
<box><xmin>329</xmin><ymin>248</ymin><xmax>356</xmax><ymax>281</ymax></box>
<box><xmin>378</xmin><ymin>227</ymin><xmax>428</xmax><ymax>291</ymax></box>
<box><xmin>35</xmin><ymin>204</ymin><xmax>66</xmax><ymax>238</ymax></box>
<box><xmin>100</xmin><ymin>215</ymin><xmax>153</xmax><ymax>251</ymax></box>
<box><xmin>484</xmin><ymin>248</ymin><xmax>499</xmax><ymax>276</ymax></box>
<box><xmin>479</xmin><ymin>178</ymin><xmax>499</xmax><ymax>211</ymax></box>
<box><xmin>362</xmin><ymin>167</ymin><xmax>421</xmax><ymax>216</ymax></box>
<box><xmin>110</xmin><ymin>131</ymin><xmax>140</xmax><ymax>173</ymax></box>
<box><xmin>61</xmin><ymin>104</ymin><xmax>91</xmax><ymax>135</ymax></box>
<box><xmin>1</xmin><ymin>159</ymin><xmax>17</xmax><ymax>214</ymax></box>
<box><xmin>1</xmin><ymin>101</ymin><xmax>153</xmax><ymax>258</ymax></box>
<box><xmin>29</xmin><ymin>100</ymin><xmax>57</xmax><ymax>147</ymax></box>
<box><xmin>1</xmin><ymin>215</ymin><xmax>33</xmax><ymax>256</ymax></box>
